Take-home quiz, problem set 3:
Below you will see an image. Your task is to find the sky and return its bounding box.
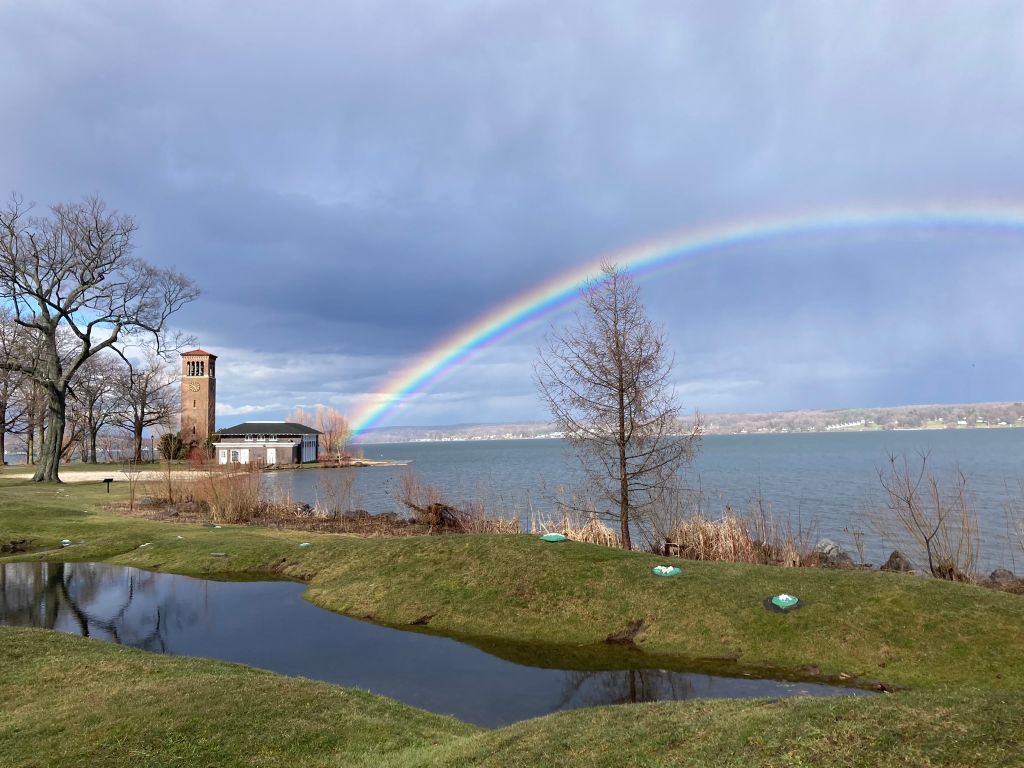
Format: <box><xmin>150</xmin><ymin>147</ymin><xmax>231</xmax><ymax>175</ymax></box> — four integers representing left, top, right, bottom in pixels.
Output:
<box><xmin>1</xmin><ymin>1</ymin><xmax>1023</xmax><ymax>430</ymax></box>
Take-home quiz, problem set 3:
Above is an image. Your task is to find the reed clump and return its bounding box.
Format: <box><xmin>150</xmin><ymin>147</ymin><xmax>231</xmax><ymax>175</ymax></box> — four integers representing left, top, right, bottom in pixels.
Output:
<box><xmin>532</xmin><ymin>508</ymin><xmax>621</xmax><ymax>548</ymax></box>
<box><xmin>181</xmin><ymin>464</ymin><xmax>276</xmax><ymax>523</ymax></box>
<box><xmin>664</xmin><ymin>513</ymin><xmax>760</xmax><ymax>563</ymax></box>
<box><xmin>142</xmin><ymin>462</ymin><xmax>299</xmax><ymax>524</ymax></box>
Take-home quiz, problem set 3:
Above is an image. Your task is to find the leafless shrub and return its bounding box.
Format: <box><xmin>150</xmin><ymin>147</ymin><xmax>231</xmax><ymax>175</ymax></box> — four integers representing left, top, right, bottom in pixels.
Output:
<box><xmin>313</xmin><ymin>471</ymin><xmax>360</xmax><ymax>518</ymax></box>
<box><xmin>870</xmin><ymin>452</ymin><xmax>979</xmax><ymax>581</ymax></box>
<box><xmin>398</xmin><ymin>469</ymin><xmax>444</xmax><ymax>515</ymax></box>
<box><xmin>190</xmin><ymin>463</ymin><xmax>266</xmax><ymax>523</ymax></box>
<box><xmin>844</xmin><ymin>526</ymin><xmax>867</xmax><ymax>565</ymax></box>
<box><xmin>456</xmin><ymin>501</ymin><xmax>521</xmax><ymax>534</ymax></box>
<box><xmin>1003</xmin><ymin>478</ymin><xmax>1024</xmax><ymax>572</ymax></box>
<box><xmin>745</xmin><ymin>490</ymin><xmax>819</xmax><ymax>567</ymax></box>
<box><xmin>139</xmin><ymin>463</ymin><xmax>521</xmax><ymax>535</ymax></box>
<box><xmin>121</xmin><ymin>456</ymin><xmax>143</xmax><ymax>512</ymax></box>
<box><xmin>397</xmin><ymin>468</ymin><xmax>519</xmax><ymax>533</ymax></box>
<box><xmin>639</xmin><ymin>472</ymin><xmax>707</xmax><ymax>553</ymax></box>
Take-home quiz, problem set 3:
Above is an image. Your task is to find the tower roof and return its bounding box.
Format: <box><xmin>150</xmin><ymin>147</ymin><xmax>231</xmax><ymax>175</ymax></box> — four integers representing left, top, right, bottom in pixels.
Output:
<box><xmin>181</xmin><ymin>348</ymin><xmax>217</xmax><ymax>358</ymax></box>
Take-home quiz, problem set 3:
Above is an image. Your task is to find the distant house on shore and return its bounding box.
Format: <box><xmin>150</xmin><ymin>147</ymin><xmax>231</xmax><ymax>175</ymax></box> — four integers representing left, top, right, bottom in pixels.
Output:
<box><xmin>212</xmin><ymin>422</ymin><xmax>320</xmax><ymax>465</ymax></box>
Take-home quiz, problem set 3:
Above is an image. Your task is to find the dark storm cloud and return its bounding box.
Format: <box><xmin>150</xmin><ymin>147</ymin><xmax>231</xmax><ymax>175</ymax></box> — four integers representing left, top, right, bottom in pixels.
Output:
<box><xmin>2</xmin><ymin>1</ymin><xmax>1023</xmax><ymax>424</ymax></box>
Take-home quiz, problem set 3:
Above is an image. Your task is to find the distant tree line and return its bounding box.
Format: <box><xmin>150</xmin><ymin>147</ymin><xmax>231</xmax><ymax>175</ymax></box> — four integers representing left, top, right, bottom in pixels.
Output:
<box><xmin>702</xmin><ymin>402</ymin><xmax>1024</xmax><ymax>435</ymax></box>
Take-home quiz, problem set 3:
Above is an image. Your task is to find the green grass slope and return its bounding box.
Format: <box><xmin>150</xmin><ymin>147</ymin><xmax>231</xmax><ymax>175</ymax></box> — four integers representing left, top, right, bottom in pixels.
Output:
<box><xmin>2</xmin><ymin>628</ymin><xmax>1021</xmax><ymax>768</ymax></box>
<box><xmin>2</xmin><ymin>479</ymin><xmax>1023</xmax><ymax>693</ymax></box>
<box><xmin>0</xmin><ymin>628</ymin><xmax>475</xmax><ymax>768</ymax></box>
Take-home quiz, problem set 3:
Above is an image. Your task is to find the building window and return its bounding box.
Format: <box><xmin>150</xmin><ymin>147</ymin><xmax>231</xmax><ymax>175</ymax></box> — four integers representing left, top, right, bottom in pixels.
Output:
<box><xmin>230</xmin><ymin>450</ymin><xmax>239</xmax><ymax>463</ymax></box>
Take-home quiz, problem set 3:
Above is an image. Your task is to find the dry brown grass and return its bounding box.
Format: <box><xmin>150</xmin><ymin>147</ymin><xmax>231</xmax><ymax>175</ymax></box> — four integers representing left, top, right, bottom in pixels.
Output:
<box><xmin>645</xmin><ymin>477</ymin><xmax>817</xmax><ymax>566</ymax></box>
<box><xmin>185</xmin><ymin>464</ymin><xmax>266</xmax><ymax>523</ymax></box>
<box><xmin>532</xmin><ymin>508</ymin><xmax>621</xmax><ymax>548</ymax></box>
<box><xmin>143</xmin><ymin>462</ymin><xmax>296</xmax><ymax>524</ymax></box>
<box><xmin>138</xmin><ymin>465</ymin><xmax>521</xmax><ymax>537</ymax></box>
<box><xmin>664</xmin><ymin>513</ymin><xmax>761</xmax><ymax>563</ymax></box>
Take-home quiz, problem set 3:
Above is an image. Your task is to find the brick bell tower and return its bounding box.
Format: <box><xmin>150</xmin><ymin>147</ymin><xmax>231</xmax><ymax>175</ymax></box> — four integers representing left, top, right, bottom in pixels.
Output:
<box><xmin>180</xmin><ymin>349</ymin><xmax>217</xmax><ymax>450</ymax></box>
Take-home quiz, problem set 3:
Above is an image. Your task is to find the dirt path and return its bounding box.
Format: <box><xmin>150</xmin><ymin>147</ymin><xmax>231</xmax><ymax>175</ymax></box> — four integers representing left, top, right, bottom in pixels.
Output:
<box><xmin>1</xmin><ymin>470</ymin><xmax>203</xmax><ymax>483</ymax></box>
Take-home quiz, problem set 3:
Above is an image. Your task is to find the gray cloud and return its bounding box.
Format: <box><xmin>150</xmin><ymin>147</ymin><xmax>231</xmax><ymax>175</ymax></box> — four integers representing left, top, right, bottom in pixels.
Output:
<box><xmin>2</xmin><ymin>1</ymin><xmax>1023</xmax><ymax>427</ymax></box>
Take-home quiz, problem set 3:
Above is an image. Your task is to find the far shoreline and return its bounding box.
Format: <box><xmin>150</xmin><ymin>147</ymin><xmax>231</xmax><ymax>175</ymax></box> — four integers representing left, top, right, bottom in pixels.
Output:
<box><xmin>353</xmin><ymin>423</ymin><xmax>1024</xmax><ymax>446</ymax></box>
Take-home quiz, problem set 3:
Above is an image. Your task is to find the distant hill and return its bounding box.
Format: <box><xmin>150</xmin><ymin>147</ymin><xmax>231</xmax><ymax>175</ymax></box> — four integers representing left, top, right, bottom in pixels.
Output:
<box><xmin>357</xmin><ymin>401</ymin><xmax>1024</xmax><ymax>443</ymax></box>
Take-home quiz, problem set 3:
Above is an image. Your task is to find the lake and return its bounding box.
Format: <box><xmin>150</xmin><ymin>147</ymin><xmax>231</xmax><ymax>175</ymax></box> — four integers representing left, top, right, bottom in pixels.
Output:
<box><xmin>264</xmin><ymin>429</ymin><xmax>1024</xmax><ymax>571</ymax></box>
<box><xmin>0</xmin><ymin>562</ymin><xmax>869</xmax><ymax>727</ymax></box>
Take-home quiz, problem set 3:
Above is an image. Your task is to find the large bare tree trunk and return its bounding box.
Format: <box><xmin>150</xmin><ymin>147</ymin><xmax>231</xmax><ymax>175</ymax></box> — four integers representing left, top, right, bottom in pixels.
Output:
<box><xmin>134</xmin><ymin>424</ymin><xmax>144</xmax><ymax>463</ymax></box>
<box><xmin>618</xmin><ymin>376</ymin><xmax>631</xmax><ymax>550</ymax></box>
<box><xmin>33</xmin><ymin>388</ymin><xmax>65</xmax><ymax>482</ymax></box>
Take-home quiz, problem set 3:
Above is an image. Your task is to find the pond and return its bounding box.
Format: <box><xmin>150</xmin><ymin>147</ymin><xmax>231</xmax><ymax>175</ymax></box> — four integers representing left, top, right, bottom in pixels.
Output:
<box><xmin>0</xmin><ymin>562</ymin><xmax>872</xmax><ymax>727</ymax></box>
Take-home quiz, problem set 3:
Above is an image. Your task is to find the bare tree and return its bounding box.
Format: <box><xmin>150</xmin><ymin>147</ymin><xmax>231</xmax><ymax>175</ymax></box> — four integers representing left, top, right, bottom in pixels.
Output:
<box><xmin>534</xmin><ymin>263</ymin><xmax>700</xmax><ymax>550</ymax></box>
<box><xmin>97</xmin><ymin>430</ymin><xmax>127</xmax><ymax>463</ymax></box>
<box><xmin>0</xmin><ymin>194</ymin><xmax>198</xmax><ymax>481</ymax></box>
<box><xmin>111</xmin><ymin>353</ymin><xmax>178</xmax><ymax>463</ymax></box>
<box><xmin>16</xmin><ymin>380</ymin><xmax>46</xmax><ymax>465</ymax></box>
<box><xmin>60</xmin><ymin>392</ymin><xmax>87</xmax><ymax>462</ymax></box>
<box><xmin>69</xmin><ymin>351</ymin><xmax>120</xmax><ymax>463</ymax></box>
<box><xmin>0</xmin><ymin>308</ymin><xmax>29</xmax><ymax>466</ymax></box>
<box><xmin>871</xmin><ymin>452</ymin><xmax>980</xmax><ymax>581</ymax></box>
<box><xmin>287</xmin><ymin>405</ymin><xmax>350</xmax><ymax>456</ymax></box>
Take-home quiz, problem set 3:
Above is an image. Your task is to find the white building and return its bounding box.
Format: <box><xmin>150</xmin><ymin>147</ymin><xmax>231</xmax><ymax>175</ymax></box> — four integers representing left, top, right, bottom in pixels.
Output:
<box><xmin>213</xmin><ymin>421</ymin><xmax>320</xmax><ymax>465</ymax></box>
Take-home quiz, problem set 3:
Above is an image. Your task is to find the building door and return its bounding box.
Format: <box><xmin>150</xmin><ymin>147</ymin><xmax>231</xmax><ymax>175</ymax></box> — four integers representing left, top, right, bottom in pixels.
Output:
<box><xmin>266</xmin><ymin>447</ymin><xmax>277</xmax><ymax>465</ymax></box>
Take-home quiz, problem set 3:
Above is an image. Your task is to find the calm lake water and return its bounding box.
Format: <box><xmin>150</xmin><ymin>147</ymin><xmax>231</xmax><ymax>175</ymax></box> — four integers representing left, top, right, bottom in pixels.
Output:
<box><xmin>0</xmin><ymin>562</ymin><xmax>868</xmax><ymax>727</ymax></box>
<box><xmin>265</xmin><ymin>430</ymin><xmax>1024</xmax><ymax>571</ymax></box>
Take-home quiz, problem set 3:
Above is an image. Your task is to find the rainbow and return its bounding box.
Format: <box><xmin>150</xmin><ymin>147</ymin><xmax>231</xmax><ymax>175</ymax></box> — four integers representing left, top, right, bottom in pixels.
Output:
<box><xmin>349</xmin><ymin>202</ymin><xmax>1024</xmax><ymax>438</ymax></box>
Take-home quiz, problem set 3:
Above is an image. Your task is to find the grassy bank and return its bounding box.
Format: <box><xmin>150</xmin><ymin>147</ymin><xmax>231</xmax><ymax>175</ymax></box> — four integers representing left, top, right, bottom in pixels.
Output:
<box><xmin>2</xmin><ymin>628</ymin><xmax>1021</xmax><ymax>768</ymax></box>
<box><xmin>2</xmin><ymin>480</ymin><xmax>1022</xmax><ymax>690</ymax></box>
<box><xmin>0</xmin><ymin>627</ymin><xmax>474</xmax><ymax>768</ymax></box>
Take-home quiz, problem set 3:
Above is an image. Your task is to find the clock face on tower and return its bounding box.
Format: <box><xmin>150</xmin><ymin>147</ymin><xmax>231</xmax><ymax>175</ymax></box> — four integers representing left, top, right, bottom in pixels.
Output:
<box><xmin>188</xmin><ymin>382</ymin><xmax>201</xmax><ymax>392</ymax></box>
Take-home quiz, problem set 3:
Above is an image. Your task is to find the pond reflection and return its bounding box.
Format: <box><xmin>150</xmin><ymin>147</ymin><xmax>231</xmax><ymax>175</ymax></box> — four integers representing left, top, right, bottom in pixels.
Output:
<box><xmin>0</xmin><ymin>562</ymin><xmax>870</xmax><ymax>727</ymax></box>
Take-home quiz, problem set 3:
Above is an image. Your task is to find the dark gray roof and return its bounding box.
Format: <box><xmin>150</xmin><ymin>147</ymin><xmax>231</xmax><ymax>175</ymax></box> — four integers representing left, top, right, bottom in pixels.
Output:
<box><xmin>217</xmin><ymin>421</ymin><xmax>321</xmax><ymax>436</ymax></box>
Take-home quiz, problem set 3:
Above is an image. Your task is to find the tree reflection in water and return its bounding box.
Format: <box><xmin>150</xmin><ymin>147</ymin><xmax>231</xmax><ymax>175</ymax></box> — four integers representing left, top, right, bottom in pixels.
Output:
<box><xmin>559</xmin><ymin>669</ymin><xmax>694</xmax><ymax>709</ymax></box>
<box><xmin>0</xmin><ymin>562</ymin><xmax>191</xmax><ymax>652</ymax></box>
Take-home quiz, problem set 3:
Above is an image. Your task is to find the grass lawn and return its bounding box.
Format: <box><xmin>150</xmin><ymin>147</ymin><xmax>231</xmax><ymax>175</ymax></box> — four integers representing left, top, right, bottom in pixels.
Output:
<box><xmin>0</xmin><ymin>627</ymin><xmax>474</xmax><ymax>768</ymax></box>
<box><xmin>2</xmin><ymin>479</ymin><xmax>1021</xmax><ymax>690</ymax></box>
<box><xmin>2</xmin><ymin>628</ymin><xmax>1021</xmax><ymax>768</ymax></box>
<box><xmin>2</xmin><ymin>478</ymin><xmax>1024</xmax><ymax>766</ymax></box>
